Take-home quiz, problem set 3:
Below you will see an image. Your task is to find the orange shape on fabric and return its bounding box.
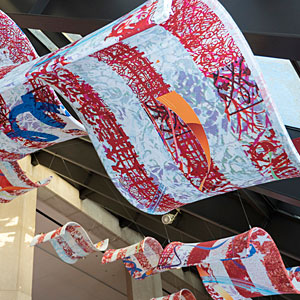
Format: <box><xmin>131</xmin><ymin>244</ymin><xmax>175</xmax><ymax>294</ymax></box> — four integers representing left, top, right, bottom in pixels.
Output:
<box><xmin>197</xmin><ymin>266</ymin><xmax>234</xmax><ymax>300</ymax></box>
<box><xmin>0</xmin><ymin>186</ymin><xmax>30</xmax><ymax>192</ymax></box>
<box><xmin>0</xmin><ymin>170</ymin><xmax>30</xmax><ymax>192</ymax></box>
<box><xmin>156</xmin><ymin>91</ymin><xmax>211</xmax><ymax>191</ymax></box>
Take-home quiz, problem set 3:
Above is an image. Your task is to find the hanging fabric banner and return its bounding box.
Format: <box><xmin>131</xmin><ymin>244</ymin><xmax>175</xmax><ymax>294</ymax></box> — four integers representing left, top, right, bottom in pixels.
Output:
<box><xmin>0</xmin><ymin>10</ymin><xmax>86</xmax><ymax>161</ymax></box>
<box><xmin>1</xmin><ymin>0</ymin><xmax>300</xmax><ymax>212</ymax></box>
<box><xmin>102</xmin><ymin>227</ymin><xmax>300</xmax><ymax>299</ymax></box>
<box><xmin>102</xmin><ymin>237</ymin><xmax>163</xmax><ymax>279</ymax></box>
<box><xmin>0</xmin><ymin>10</ymin><xmax>86</xmax><ymax>202</ymax></box>
<box><xmin>151</xmin><ymin>289</ymin><xmax>197</xmax><ymax>300</ymax></box>
<box><xmin>31</xmin><ymin>222</ymin><xmax>109</xmax><ymax>264</ymax></box>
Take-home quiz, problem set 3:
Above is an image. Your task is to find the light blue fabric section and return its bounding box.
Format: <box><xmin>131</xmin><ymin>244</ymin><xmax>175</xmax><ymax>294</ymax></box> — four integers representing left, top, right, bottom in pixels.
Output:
<box><xmin>256</xmin><ymin>56</ymin><xmax>300</xmax><ymax>128</ymax></box>
<box><xmin>65</xmin><ymin>56</ymin><xmax>209</xmax><ymax>213</ymax></box>
<box><xmin>124</xmin><ymin>26</ymin><xmax>265</xmax><ymax>185</ymax></box>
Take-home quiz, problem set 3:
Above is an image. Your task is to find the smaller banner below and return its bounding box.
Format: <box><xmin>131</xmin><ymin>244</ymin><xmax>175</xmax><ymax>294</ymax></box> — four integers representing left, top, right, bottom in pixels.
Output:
<box><xmin>103</xmin><ymin>237</ymin><xmax>163</xmax><ymax>279</ymax></box>
<box><xmin>103</xmin><ymin>228</ymin><xmax>300</xmax><ymax>299</ymax></box>
<box><xmin>151</xmin><ymin>289</ymin><xmax>196</xmax><ymax>300</ymax></box>
<box><xmin>31</xmin><ymin>222</ymin><xmax>109</xmax><ymax>264</ymax></box>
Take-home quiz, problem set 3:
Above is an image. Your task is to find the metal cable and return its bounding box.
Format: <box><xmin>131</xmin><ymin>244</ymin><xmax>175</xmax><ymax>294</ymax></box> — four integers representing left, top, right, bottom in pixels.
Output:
<box><xmin>238</xmin><ymin>192</ymin><xmax>252</xmax><ymax>230</ymax></box>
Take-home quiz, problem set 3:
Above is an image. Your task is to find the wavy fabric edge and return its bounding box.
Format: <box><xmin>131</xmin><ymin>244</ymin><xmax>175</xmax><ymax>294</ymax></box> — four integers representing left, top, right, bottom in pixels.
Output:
<box><xmin>31</xmin><ymin>222</ymin><xmax>109</xmax><ymax>264</ymax></box>
<box><xmin>102</xmin><ymin>228</ymin><xmax>300</xmax><ymax>299</ymax></box>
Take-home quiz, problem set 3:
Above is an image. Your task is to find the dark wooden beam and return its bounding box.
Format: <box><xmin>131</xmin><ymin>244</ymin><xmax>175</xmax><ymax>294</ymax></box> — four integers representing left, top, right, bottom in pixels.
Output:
<box><xmin>249</xmin><ymin>185</ymin><xmax>300</xmax><ymax>209</ymax></box>
<box><xmin>7</xmin><ymin>13</ymin><xmax>111</xmax><ymax>36</ymax></box>
<box><xmin>29</xmin><ymin>0</ymin><xmax>51</xmax><ymax>14</ymax></box>
<box><xmin>6</xmin><ymin>13</ymin><xmax>300</xmax><ymax>60</ymax></box>
<box><xmin>243</xmin><ymin>31</ymin><xmax>300</xmax><ymax>61</ymax></box>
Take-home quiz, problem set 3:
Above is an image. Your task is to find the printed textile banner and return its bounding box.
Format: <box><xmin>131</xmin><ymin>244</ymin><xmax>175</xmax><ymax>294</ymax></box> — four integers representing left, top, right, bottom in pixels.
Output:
<box><xmin>102</xmin><ymin>237</ymin><xmax>163</xmax><ymax>279</ymax></box>
<box><xmin>1</xmin><ymin>0</ymin><xmax>300</xmax><ymax>213</ymax></box>
<box><xmin>0</xmin><ymin>10</ymin><xmax>86</xmax><ymax>161</ymax></box>
<box><xmin>31</xmin><ymin>222</ymin><xmax>109</xmax><ymax>264</ymax></box>
<box><xmin>0</xmin><ymin>10</ymin><xmax>86</xmax><ymax>202</ymax></box>
<box><xmin>151</xmin><ymin>289</ymin><xmax>197</xmax><ymax>300</ymax></box>
<box><xmin>102</xmin><ymin>228</ymin><xmax>300</xmax><ymax>299</ymax></box>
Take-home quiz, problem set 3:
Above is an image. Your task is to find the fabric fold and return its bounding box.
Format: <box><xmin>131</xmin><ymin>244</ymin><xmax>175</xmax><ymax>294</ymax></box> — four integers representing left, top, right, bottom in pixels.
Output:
<box><xmin>0</xmin><ymin>161</ymin><xmax>51</xmax><ymax>203</ymax></box>
<box><xmin>102</xmin><ymin>228</ymin><xmax>300</xmax><ymax>299</ymax></box>
<box><xmin>31</xmin><ymin>222</ymin><xmax>109</xmax><ymax>264</ymax></box>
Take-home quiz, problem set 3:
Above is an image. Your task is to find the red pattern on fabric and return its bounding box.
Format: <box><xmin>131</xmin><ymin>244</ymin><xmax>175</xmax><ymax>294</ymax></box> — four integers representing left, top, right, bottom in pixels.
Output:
<box><xmin>91</xmin><ymin>42</ymin><xmax>234</xmax><ymax>193</ymax></box>
<box><xmin>117</xmin><ymin>248</ymin><xmax>129</xmax><ymax>261</ymax></box>
<box><xmin>289</xmin><ymin>269</ymin><xmax>300</xmax><ymax>284</ymax></box>
<box><xmin>50</xmin><ymin>227</ymin><xmax>63</xmax><ymax>239</ymax></box>
<box><xmin>157</xmin><ymin>242</ymin><xmax>183</xmax><ymax>270</ymax></box>
<box><xmin>102</xmin><ymin>249</ymin><xmax>115</xmax><ymax>264</ymax></box>
<box><xmin>161</xmin><ymin>0</ymin><xmax>241</xmax><ymax>75</ymax></box>
<box><xmin>146</xmin><ymin>237</ymin><xmax>164</xmax><ymax>257</ymax></box>
<box><xmin>223</xmin><ymin>233</ymin><xmax>260</xmax><ymax>298</ymax></box>
<box><xmin>9</xmin><ymin>161</ymin><xmax>41</xmax><ymax>188</ymax></box>
<box><xmin>133</xmin><ymin>252</ymin><xmax>153</xmax><ymax>274</ymax></box>
<box><xmin>198</xmin><ymin>228</ymin><xmax>300</xmax><ymax>298</ymax></box>
<box><xmin>37</xmin><ymin>233</ymin><xmax>47</xmax><ymax>244</ymax></box>
<box><xmin>0</xmin><ymin>65</ymin><xmax>19</xmax><ymax>79</ymax></box>
<box><xmin>186</xmin><ymin>240</ymin><xmax>216</xmax><ymax>266</ymax></box>
<box><xmin>151</xmin><ymin>289</ymin><xmax>196</xmax><ymax>300</ymax></box>
<box><xmin>213</xmin><ymin>57</ymin><xmax>300</xmax><ymax>180</ymax></box>
<box><xmin>0</xmin><ymin>169</ymin><xmax>13</xmax><ymax>188</ymax></box>
<box><xmin>66</xmin><ymin>225</ymin><xmax>95</xmax><ymax>253</ymax></box>
<box><xmin>250</xmin><ymin>229</ymin><xmax>296</xmax><ymax>293</ymax></box>
<box><xmin>56</xmin><ymin>236</ymin><xmax>80</xmax><ymax>260</ymax></box>
<box><xmin>0</xmin><ymin>11</ymin><xmax>37</xmax><ymax>67</ymax></box>
<box><xmin>28</xmin><ymin>78</ymin><xmax>70</xmax><ymax>127</ymax></box>
<box><xmin>102</xmin><ymin>238</ymin><xmax>163</xmax><ymax>279</ymax></box>
<box><xmin>244</xmin><ymin>129</ymin><xmax>300</xmax><ymax>179</ymax></box>
<box><xmin>200</xmin><ymin>281</ymin><xmax>225</xmax><ymax>300</ymax></box>
<box><xmin>30</xmin><ymin>67</ymin><xmax>181</xmax><ymax>213</ymax></box>
<box><xmin>213</xmin><ymin>57</ymin><xmax>264</xmax><ymax>140</ymax></box>
<box><xmin>0</xmin><ymin>93</ymin><xmax>11</xmax><ymax>142</ymax></box>
<box><xmin>0</xmin><ymin>149</ymin><xmax>25</xmax><ymax>161</ymax></box>
<box><xmin>105</xmin><ymin>229</ymin><xmax>300</xmax><ymax>299</ymax></box>
<box><xmin>105</xmin><ymin>0</ymin><xmax>156</xmax><ymax>41</ymax></box>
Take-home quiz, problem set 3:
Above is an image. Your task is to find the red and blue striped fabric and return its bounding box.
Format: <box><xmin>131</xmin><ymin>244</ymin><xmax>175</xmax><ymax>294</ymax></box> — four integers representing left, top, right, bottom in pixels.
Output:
<box><xmin>102</xmin><ymin>228</ymin><xmax>300</xmax><ymax>299</ymax></box>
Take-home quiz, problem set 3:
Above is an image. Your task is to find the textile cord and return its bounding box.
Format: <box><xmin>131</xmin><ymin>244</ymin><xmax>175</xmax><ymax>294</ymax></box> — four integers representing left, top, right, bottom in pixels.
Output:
<box><xmin>238</xmin><ymin>191</ymin><xmax>252</xmax><ymax>230</ymax></box>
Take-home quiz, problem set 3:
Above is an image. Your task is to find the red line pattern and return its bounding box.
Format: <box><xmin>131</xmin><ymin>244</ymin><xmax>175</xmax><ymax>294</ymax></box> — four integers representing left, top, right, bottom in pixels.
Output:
<box><xmin>66</xmin><ymin>225</ymin><xmax>96</xmax><ymax>253</ymax></box>
<box><xmin>55</xmin><ymin>236</ymin><xmax>81</xmax><ymax>260</ymax></box>
<box><xmin>102</xmin><ymin>237</ymin><xmax>163</xmax><ymax>279</ymax></box>
<box><xmin>91</xmin><ymin>42</ymin><xmax>234</xmax><ymax>193</ymax></box>
<box><xmin>161</xmin><ymin>0</ymin><xmax>241</xmax><ymax>75</ymax></box>
<box><xmin>213</xmin><ymin>57</ymin><xmax>265</xmax><ymax>140</ymax></box>
<box><xmin>103</xmin><ymin>228</ymin><xmax>300</xmax><ymax>298</ymax></box>
<box><xmin>213</xmin><ymin>57</ymin><xmax>300</xmax><ymax>180</ymax></box>
<box><xmin>223</xmin><ymin>234</ymin><xmax>260</xmax><ymax>298</ymax></box>
<box><xmin>105</xmin><ymin>0</ymin><xmax>157</xmax><ymax>41</ymax></box>
<box><xmin>30</xmin><ymin>67</ymin><xmax>182</xmax><ymax>213</ymax></box>
<box><xmin>250</xmin><ymin>229</ymin><xmax>295</xmax><ymax>294</ymax></box>
<box><xmin>245</xmin><ymin>129</ymin><xmax>300</xmax><ymax>179</ymax></box>
<box><xmin>0</xmin><ymin>11</ymin><xmax>37</xmax><ymax>78</ymax></box>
